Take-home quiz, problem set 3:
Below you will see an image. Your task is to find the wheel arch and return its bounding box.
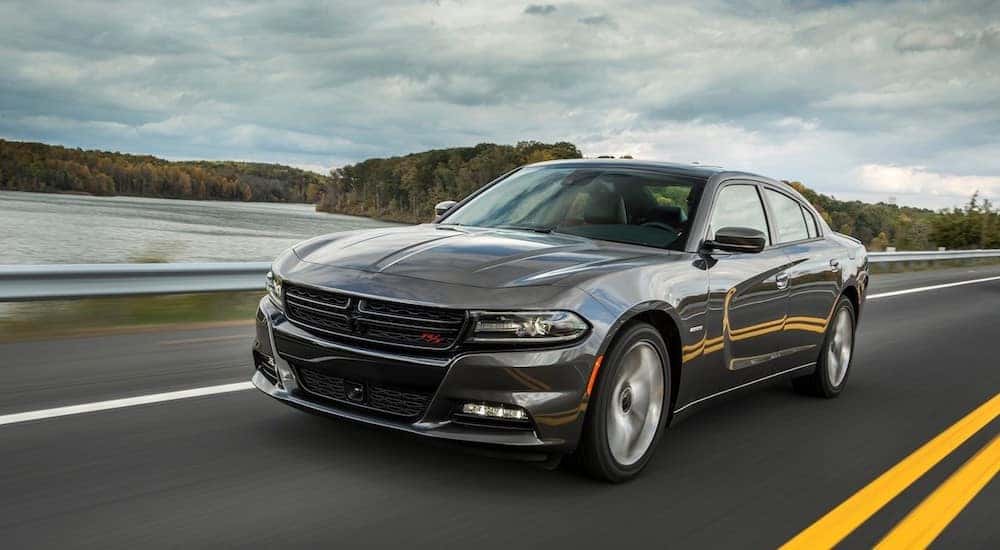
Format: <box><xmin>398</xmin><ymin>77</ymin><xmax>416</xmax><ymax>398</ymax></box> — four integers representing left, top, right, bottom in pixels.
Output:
<box><xmin>840</xmin><ymin>283</ymin><xmax>860</xmax><ymax>320</ymax></box>
<box><xmin>598</xmin><ymin>302</ymin><xmax>684</xmax><ymax>415</ymax></box>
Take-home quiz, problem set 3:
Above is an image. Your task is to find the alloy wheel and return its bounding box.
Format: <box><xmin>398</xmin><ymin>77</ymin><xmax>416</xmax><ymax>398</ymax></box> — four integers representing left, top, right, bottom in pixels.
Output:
<box><xmin>606</xmin><ymin>340</ymin><xmax>664</xmax><ymax>466</ymax></box>
<box><xmin>826</xmin><ymin>307</ymin><xmax>853</xmax><ymax>387</ymax></box>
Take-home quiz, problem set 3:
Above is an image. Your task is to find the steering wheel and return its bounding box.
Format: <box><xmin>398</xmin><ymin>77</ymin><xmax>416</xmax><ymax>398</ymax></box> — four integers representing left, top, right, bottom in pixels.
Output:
<box><xmin>640</xmin><ymin>221</ymin><xmax>677</xmax><ymax>234</ymax></box>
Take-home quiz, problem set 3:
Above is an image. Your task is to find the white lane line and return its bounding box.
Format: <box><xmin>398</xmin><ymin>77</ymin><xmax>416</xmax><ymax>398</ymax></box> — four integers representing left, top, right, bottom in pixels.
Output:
<box><xmin>0</xmin><ymin>381</ymin><xmax>253</xmax><ymax>427</ymax></box>
<box><xmin>160</xmin><ymin>334</ymin><xmax>249</xmax><ymax>346</ymax></box>
<box><xmin>867</xmin><ymin>275</ymin><xmax>1000</xmax><ymax>300</ymax></box>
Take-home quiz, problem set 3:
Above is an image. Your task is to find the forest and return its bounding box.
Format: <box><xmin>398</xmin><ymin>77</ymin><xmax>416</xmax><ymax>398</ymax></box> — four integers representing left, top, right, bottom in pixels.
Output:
<box><xmin>787</xmin><ymin>182</ymin><xmax>998</xmax><ymax>251</ymax></box>
<box><xmin>1</xmin><ymin>138</ymin><xmax>996</xmax><ymax>251</ymax></box>
<box><xmin>0</xmin><ymin>139</ymin><xmax>326</xmax><ymax>203</ymax></box>
<box><xmin>316</xmin><ymin>141</ymin><xmax>583</xmax><ymax>222</ymax></box>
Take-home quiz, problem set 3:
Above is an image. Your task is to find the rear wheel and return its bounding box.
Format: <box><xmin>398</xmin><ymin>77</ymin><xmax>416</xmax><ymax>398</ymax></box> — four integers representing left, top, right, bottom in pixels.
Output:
<box><xmin>793</xmin><ymin>296</ymin><xmax>855</xmax><ymax>397</ymax></box>
<box><xmin>576</xmin><ymin>322</ymin><xmax>670</xmax><ymax>482</ymax></box>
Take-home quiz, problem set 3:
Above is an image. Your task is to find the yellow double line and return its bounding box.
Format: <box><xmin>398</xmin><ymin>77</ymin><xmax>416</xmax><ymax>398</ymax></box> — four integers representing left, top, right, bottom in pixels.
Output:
<box><xmin>782</xmin><ymin>392</ymin><xmax>1000</xmax><ymax>548</ymax></box>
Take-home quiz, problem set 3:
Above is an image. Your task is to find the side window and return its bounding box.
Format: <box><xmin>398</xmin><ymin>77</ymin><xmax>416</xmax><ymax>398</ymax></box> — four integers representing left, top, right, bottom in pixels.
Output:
<box><xmin>764</xmin><ymin>189</ymin><xmax>809</xmax><ymax>243</ymax></box>
<box><xmin>801</xmin><ymin>205</ymin><xmax>819</xmax><ymax>238</ymax></box>
<box><xmin>709</xmin><ymin>185</ymin><xmax>770</xmax><ymax>244</ymax></box>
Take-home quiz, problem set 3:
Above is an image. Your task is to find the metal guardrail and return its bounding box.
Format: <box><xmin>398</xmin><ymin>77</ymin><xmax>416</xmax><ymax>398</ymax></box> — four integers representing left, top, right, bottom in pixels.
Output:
<box><xmin>867</xmin><ymin>249</ymin><xmax>1000</xmax><ymax>263</ymax></box>
<box><xmin>0</xmin><ymin>250</ymin><xmax>998</xmax><ymax>301</ymax></box>
<box><xmin>0</xmin><ymin>262</ymin><xmax>271</xmax><ymax>301</ymax></box>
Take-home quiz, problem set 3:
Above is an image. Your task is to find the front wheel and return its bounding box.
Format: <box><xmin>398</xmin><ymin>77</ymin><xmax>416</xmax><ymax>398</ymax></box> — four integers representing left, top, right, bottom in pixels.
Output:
<box><xmin>575</xmin><ymin>322</ymin><xmax>671</xmax><ymax>482</ymax></box>
<box><xmin>793</xmin><ymin>296</ymin><xmax>856</xmax><ymax>397</ymax></box>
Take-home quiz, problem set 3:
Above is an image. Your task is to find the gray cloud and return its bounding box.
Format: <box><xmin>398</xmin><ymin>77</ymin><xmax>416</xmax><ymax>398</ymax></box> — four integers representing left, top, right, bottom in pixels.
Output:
<box><xmin>895</xmin><ymin>28</ymin><xmax>975</xmax><ymax>52</ymax></box>
<box><xmin>1</xmin><ymin>0</ymin><xmax>999</xmax><ymax>208</ymax></box>
<box><xmin>578</xmin><ymin>14</ymin><xmax>615</xmax><ymax>26</ymax></box>
<box><xmin>524</xmin><ymin>4</ymin><xmax>557</xmax><ymax>15</ymax></box>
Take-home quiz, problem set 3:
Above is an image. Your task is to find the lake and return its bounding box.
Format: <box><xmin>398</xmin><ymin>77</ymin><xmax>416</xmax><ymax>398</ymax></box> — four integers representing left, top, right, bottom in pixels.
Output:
<box><xmin>0</xmin><ymin>191</ymin><xmax>399</xmax><ymax>264</ymax></box>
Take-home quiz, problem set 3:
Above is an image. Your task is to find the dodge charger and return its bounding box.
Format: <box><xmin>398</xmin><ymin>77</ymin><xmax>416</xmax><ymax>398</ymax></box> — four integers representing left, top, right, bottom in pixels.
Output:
<box><xmin>252</xmin><ymin>159</ymin><xmax>868</xmax><ymax>481</ymax></box>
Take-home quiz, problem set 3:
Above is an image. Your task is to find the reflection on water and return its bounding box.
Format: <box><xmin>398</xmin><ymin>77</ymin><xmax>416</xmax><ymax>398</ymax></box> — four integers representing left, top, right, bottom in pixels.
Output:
<box><xmin>0</xmin><ymin>191</ymin><xmax>399</xmax><ymax>264</ymax></box>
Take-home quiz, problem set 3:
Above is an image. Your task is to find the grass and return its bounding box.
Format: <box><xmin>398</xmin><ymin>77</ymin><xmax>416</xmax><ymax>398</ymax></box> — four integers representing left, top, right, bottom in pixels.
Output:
<box><xmin>0</xmin><ymin>291</ymin><xmax>262</xmax><ymax>342</ymax></box>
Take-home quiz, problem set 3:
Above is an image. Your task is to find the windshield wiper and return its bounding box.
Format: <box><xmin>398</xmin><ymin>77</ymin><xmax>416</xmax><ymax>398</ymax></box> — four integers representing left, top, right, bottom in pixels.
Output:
<box><xmin>495</xmin><ymin>224</ymin><xmax>554</xmax><ymax>234</ymax></box>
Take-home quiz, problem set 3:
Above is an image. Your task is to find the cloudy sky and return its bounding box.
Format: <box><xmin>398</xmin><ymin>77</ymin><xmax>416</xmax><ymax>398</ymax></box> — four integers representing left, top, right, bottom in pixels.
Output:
<box><xmin>1</xmin><ymin>0</ymin><xmax>998</xmax><ymax>209</ymax></box>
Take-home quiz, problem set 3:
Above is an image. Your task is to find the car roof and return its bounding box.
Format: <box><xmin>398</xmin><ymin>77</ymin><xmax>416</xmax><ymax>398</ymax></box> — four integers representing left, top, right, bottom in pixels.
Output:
<box><xmin>523</xmin><ymin>158</ymin><xmax>797</xmax><ymax>196</ymax></box>
<box><xmin>527</xmin><ymin>158</ymin><xmax>724</xmax><ymax>177</ymax></box>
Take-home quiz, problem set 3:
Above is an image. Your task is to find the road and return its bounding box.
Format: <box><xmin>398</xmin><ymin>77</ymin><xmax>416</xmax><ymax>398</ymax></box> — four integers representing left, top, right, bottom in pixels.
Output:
<box><xmin>1</xmin><ymin>265</ymin><xmax>998</xmax><ymax>548</ymax></box>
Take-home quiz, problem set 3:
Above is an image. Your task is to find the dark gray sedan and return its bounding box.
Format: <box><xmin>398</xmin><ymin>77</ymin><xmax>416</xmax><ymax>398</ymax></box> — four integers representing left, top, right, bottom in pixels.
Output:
<box><xmin>252</xmin><ymin>159</ymin><xmax>868</xmax><ymax>481</ymax></box>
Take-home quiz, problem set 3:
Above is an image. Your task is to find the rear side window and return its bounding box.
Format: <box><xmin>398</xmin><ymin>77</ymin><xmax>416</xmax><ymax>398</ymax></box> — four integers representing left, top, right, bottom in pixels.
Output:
<box><xmin>764</xmin><ymin>189</ymin><xmax>809</xmax><ymax>243</ymax></box>
<box><xmin>709</xmin><ymin>185</ymin><xmax>770</xmax><ymax>244</ymax></box>
<box><xmin>802</xmin><ymin>206</ymin><xmax>819</xmax><ymax>238</ymax></box>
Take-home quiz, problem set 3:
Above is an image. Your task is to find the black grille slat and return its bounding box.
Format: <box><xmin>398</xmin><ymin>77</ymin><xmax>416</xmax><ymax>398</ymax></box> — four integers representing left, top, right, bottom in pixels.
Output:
<box><xmin>357</xmin><ymin>316</ymin><xmax>462</xmax><ymax>334</ymax></box>
<box><xmin>359</xmin><ymin>298</ymin><xmax>466</xmax><ymax>324</ymax></box>
<box><xmin>286</xmin><ymin>299</ymin><xmax>351</xmax><ymax>319</ymax></box>
<box><xmin>296</xmin><ymin>365</ymin><xmax>430</xmax><ymax>418</ymax></box>
<box><xmin>285</xmin><ymin>286</ymin><xmax>350</xmax><ymax>309</ymax></box>
<box><xmin>283</xmin><ymin>283</ymin><xmax>467</xmax><ymax>351</ymax></box>
<box><xmin>298</xmin><ymin>366</ymin><xmax>347</xmax><ymax>400</ymax></box>
<box><xmin>368</xmin><ymin>385</ymin><xmax>431</xmax><ymax>417</ymax></box>
<box><xmin>286</xmin><ymin>303</ymin><xmax>351</xmax><ymax>333</ymax></box>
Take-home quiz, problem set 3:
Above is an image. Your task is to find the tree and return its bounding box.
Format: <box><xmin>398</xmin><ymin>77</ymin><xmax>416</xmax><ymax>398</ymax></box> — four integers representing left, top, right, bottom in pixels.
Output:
<box><xmin>869</xmin><ymin>232</ymin><xmax>890</xmax><ymax>251</ymax></box>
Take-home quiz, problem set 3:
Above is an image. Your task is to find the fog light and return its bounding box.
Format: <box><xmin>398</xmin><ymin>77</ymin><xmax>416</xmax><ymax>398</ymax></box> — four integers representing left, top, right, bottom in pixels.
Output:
<box><xmin>275</xmin><ymin>361</ymin><xmax>296</xmax><ymax>386</ymax></box>
<box><xmin>461</xmin><ymin>402</ymin><xmax>529</xmax><ymax>421</ymax></box>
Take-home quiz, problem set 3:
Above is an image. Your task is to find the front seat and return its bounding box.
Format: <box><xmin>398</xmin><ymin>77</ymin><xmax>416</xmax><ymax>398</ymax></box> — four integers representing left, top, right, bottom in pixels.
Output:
<box><xmin>583</xmin><ymin>189</ymin><xmax>627</xmax><ymax>225</ymax></box>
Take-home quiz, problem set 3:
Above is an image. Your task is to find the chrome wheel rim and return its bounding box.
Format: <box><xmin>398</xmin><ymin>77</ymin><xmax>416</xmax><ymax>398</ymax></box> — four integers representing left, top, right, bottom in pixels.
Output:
<box><xmin>826</xmin><ymin>308</ymin><xmax>853</xmax><ymax>387</ymax></box>
<box><xmin>606</xmin><ymin>341</ymin><xmax>664</xmax><ymax>466</ymax></box>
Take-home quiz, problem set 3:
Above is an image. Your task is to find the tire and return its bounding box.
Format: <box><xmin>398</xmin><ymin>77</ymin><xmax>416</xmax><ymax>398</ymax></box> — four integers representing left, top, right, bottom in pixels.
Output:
<box><xmin>792</xmin><ymin>296</ymin><xmax>856</xmax><ymax>398</ymax></box>
<box><xmin>576</xmin><ymin>322</ymin><xmax>671</xmax><ymax>482</ymax></box>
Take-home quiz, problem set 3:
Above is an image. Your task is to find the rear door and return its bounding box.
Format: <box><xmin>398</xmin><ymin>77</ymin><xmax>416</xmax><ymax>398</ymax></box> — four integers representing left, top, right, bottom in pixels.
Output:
<box><xmin>761</xmin><ymin>187</ymin><xmax>840</xmax><ymax>369</ymax></box>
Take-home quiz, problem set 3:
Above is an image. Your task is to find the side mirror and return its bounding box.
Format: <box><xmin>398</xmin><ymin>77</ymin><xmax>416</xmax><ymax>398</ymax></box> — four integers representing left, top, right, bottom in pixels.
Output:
<box><xmin>434</xmin><ymin>200</ymin><xmax>458</xmax><ymax>218</ymax></box>
<box><xmin>704</xmin><ymin>226</ymin><xmax>766</xmax><ymax>254</ymax></box>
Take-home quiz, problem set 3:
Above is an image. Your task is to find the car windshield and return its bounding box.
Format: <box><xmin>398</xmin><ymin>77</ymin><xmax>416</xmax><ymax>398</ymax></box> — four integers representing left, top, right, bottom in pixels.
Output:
<box><xmin>440</xmin><ymin>166</ymin><xmax>705</xmax><ymax>250</ymax></box>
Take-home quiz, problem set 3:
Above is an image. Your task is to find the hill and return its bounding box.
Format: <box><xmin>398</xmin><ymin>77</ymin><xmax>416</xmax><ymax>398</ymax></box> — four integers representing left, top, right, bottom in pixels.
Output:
<box><xmin>0</xmin><ymin>139</ymin><xmax>326</xmax><ymax>203</ymax></box>
<box><xmin>317</xmin><ymin>141</ymin><xmax>583</xmax><ymax>223</ymax></box>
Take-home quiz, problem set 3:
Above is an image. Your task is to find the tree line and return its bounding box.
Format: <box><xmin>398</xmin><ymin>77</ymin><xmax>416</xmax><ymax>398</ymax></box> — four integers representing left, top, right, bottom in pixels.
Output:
<box><xmin>1</xmin><ymin>138</ymin><xmax>995</xmax><ymax>250</ymax></box>
<box><xmin>787</xmin><ymin>182</ymin><xmax>998</xmax><ymax>251</ymax></box>
<box><xmin>0</xmin><ymin>139</ymin><xmax>326</xmax><ymax>203</ymax></box>
<box><xmin>316</xmin><ymin>141</ymin><xmax>583</xmax><ymax>222</ymax></box>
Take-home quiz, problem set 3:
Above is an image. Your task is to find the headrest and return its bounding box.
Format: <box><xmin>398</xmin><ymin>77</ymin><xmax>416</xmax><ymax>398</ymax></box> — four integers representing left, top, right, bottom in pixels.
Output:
<box><xmin>584</xmin><ymin>190</ymin><xmax>626</xmax><ymax>224</ymax></box>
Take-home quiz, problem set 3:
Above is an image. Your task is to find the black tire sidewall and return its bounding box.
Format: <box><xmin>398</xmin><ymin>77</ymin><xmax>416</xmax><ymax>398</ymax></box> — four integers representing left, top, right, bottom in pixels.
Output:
<box><xmin>817</xmin><ymin>297</ymin><xmax>856</xmax><ymax>396</ymax></box>
<box><xmin>585</xmin><ymin>322</ymin><xmax>671</xmax><ymax>481</ymax></box>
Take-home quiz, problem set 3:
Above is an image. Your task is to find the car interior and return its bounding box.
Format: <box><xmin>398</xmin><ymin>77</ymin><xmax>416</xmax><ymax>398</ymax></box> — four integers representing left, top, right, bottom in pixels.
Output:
<box><xmin>550</xmin><ymin>172</ymin><xmax>696</xmax><ymax>249</ymax></box>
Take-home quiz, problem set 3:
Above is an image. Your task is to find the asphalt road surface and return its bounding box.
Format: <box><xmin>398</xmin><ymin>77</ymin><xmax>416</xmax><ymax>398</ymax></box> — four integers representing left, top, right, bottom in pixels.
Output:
<box><xmin>1</xmin><ymin>265</ymin><xmax>998</xmax><ymax>549</ymax></box>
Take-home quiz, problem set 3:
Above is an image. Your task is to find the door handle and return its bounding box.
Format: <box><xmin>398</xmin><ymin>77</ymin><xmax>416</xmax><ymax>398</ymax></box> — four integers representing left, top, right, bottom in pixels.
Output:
<box><xmin>775</xmin><ymin>272</ymin><xmax>790</xmax><ymax>289</ymax></box>
<box><xmin>829</xmin><ymin>259</ymin><xmax>841</xmax><ymax>271</ymax></box>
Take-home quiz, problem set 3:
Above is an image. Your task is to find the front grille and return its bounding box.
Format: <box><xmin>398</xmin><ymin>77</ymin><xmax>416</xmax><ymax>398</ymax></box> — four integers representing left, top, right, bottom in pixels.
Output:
<box><xmin>296</xmin><ymin>365</ymin><xmax>431</xmax><ymax>418</ymax></box>
<box><xmin>283</xmin><ymin>283</ymin><xmax>467</xmax><ymax>351</ymax></box>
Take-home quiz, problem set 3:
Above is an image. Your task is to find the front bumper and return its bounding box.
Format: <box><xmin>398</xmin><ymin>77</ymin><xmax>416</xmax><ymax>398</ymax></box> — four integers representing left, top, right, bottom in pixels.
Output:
<box><xmin>252</xmin><ymin>297</ymin><xmax>600</xmax><ymax>453</ymax></box>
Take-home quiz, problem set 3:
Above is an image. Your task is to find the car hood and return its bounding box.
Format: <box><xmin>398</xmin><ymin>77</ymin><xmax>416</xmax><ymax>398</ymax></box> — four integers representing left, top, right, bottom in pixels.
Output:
<box><xmin>292</xmin><ymin>224</ymin><xmax>663</xmax><ymax>288</ymax></box>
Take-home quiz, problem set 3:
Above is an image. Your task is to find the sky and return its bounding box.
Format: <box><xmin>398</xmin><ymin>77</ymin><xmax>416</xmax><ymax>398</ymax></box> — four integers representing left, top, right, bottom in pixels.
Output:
<box><xmin>1</xmin><ymin>0</ymin><xmax>998</xmax><ymax>210</ymax></box>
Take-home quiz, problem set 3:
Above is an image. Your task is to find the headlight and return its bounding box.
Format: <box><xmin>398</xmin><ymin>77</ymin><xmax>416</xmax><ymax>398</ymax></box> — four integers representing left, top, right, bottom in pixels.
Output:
<box><xmin>467</xmin><ymin>311</ymin><xmax>589</xmax><ymax>343</ymax></box>
<box><xmin>265</xmin><ymin>270</ymin><xmax>283</xmax><ymax>307</ymax></box>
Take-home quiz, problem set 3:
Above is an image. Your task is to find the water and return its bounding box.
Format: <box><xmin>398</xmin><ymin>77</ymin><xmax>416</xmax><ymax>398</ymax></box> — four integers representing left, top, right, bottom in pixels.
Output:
<box><xmin>0</xmin><ymin>191</ymin><xmax>399</xmax><ymax>264</ymax></box>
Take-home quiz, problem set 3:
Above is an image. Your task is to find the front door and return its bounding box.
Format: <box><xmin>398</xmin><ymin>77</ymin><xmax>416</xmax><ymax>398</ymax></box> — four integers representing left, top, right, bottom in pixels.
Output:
<box><xmin>702</xmin><ymin>183</ymin><xmax>792</xmax><ymax>389</ymax></box>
